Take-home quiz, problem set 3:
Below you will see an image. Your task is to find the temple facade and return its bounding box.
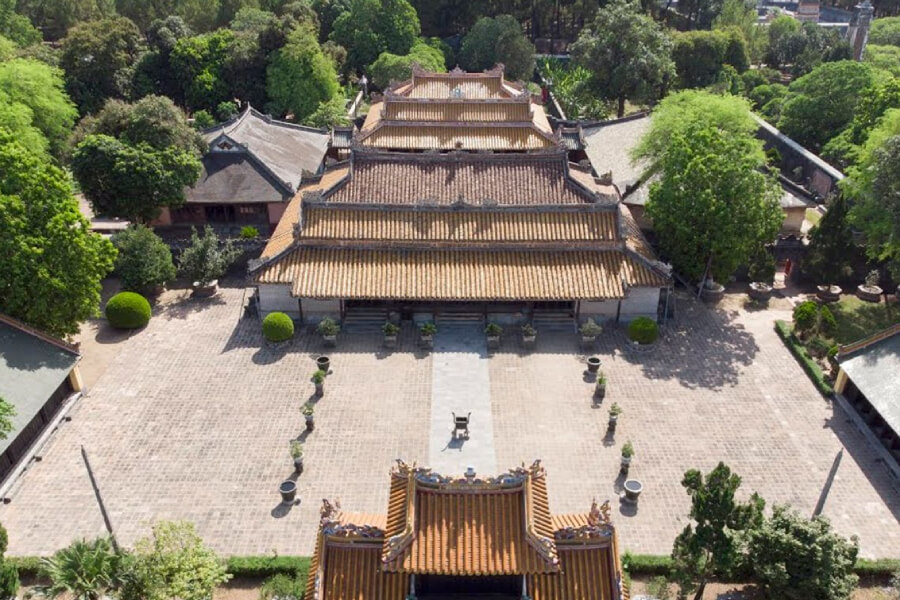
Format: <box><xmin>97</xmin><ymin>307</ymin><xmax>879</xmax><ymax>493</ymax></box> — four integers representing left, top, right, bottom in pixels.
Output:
<box><xmin>250</xmin><ymin>67</ymin><xmax>671</xmax><ymax>325</ymax></box>
<box><xmin>307</xmin><ymin>461</ymin><xmax>625</xmax><ymax>600</ymax></box>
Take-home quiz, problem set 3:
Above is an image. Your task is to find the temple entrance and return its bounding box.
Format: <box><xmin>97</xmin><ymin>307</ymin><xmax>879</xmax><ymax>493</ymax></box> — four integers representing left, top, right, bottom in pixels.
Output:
<box><xmin>417</xmin><ymin>574</ymin><xmax>520</xmax><ymax>597</ymax></box>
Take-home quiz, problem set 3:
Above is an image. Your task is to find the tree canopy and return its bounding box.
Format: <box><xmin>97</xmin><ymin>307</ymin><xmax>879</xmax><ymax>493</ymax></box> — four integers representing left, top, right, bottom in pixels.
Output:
<box><xmin>369</xmin><ymin>38</ymin><xmax>444</xmax><ymax>88</ymax></box>
<box><xmin>570</xmin><ymin>0</ymin><xmax>674</xmax><ymax>118</ymax></box>
<box><xmin>803</xmin><ymin>194</ymin><xmax>856</xmax><ymax>285</ymax></box>
<box><xmin>672</xmin><ymin>28</ymin><xmax>748</xmax><ymax>89</ymax></box>
<box><xmin>16</xmin><ymin>0</ymin><xmax>115</xmax><ymax>40</ymax></box>
<box><xmin>0</xmin><ymin>131</ymin><xmax>116</xmax><ymax>337</ymax></box>
<box><xmin>330</xmin><ymin>0</ymin><xmax>420</xmax><ymax>73</ymax></box>
<box><xmin>0</xmin><ymin>0</ymin><xmax>41</xmax><ymax>46</ymax></box>
<box><xmin>635</xmin><ymin>91</ymin><xmax>782</xmax><ymax>283</ymax></box>
<box><xmin>870</xmin><ymin>16</ymin><xmax>900</xmax><ymax>46</ymax></box>
<box><xmin>459</xmin><ymin>15</ymin><xmax>536</xmax><ymax>82</ymax></box>
<box><xmin>266</xmin><ymin>24</ymin><xmax>339</xmax><ymax>119</ymax></box>
<box><xmin>112</xmin><ymin>225</ymin><xmax>177</xmax><ymax>293</ymax></box>
<box><xmin>169</xmin><ymin>28</ymin><xmax>235</xmax><ymax>112</ymax></box>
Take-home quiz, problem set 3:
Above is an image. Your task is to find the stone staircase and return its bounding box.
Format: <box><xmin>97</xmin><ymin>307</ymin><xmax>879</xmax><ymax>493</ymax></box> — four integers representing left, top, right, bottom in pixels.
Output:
<box><xmin>435</xmin><ymin>312</ymin><xmax>485</xmax><ymax>330</ymax></box>
<box><xmin>531</xmin><ymin>311</ymin><xmax>575</xmax><ymax>333</ymax></box>
<box><xmin>341</xmin><ymin>307</ymin><xmax>388</xmax><ymax>333</ymax></box>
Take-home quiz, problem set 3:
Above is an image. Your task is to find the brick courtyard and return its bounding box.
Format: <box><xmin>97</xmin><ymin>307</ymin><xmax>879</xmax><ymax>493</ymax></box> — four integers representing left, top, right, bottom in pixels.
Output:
<box><xmin>1</xmin><ymin>287</ymin><xmax>897</xmax><ymax>558</ymax></box>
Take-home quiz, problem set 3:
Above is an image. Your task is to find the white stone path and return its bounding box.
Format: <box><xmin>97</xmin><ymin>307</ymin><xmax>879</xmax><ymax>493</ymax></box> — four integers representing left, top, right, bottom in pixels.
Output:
<box><xmin>428</xmin><ymin>326</ymin><xmax>497</xmax><ymax>476</ymax></box>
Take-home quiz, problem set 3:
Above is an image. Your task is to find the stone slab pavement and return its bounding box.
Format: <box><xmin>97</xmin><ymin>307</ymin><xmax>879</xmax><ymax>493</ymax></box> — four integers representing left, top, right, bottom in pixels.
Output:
<box><xmin>0</xmin><ymin>288</ymin><xmax>896</xmax><ymax>558</ymax></box>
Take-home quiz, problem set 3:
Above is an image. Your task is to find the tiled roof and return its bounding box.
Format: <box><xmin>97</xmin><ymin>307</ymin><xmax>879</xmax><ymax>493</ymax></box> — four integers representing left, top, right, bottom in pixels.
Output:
<box><xmin>330</xmin><ymin>127</ymin><xmax>353</xmax><ymax>149</ymax></box>
<box><xmin>396</xmin><ymin>66</ymin><xmax>523</xmax><ymax>99</ymax></box>
<box><xmin>202</xmin><ymin>106</ymin><xmax>329</xmax><ymax>188</ymax></box>
<box><xmin>326</xmin><ymin>152</ymin><xmax>611</xmax><ymax>206</ymax></box>
<box><xmin>383</xmin><ymin>99</ymin><xmax>532</xmax><ymax>122</ymax></box>
<box><xmin>253</xmin><ymin>247</ymin><xmax>667</xmax><ymax>300</ymax></box>
<box><xmin>259</xmin><ymin>165</ymin><xmax>350</xmax><ymax>259</ymax></box>
<box><xmin>306</xmin><ymin>462</ymin><xmax>624</xmax><ymax>600</ymax></box>
<box><xmin>358</xmin><ymin>123</ymin><xmax>557</xmax><ymax>151</ymax></box>
<box><xmin>186</xmin><ymin>152</ymin><xmax>289</xmax><ymax>205</ymax></box>
<box><xmin>583</xmin><ymin>114</ymin><xmax>651</xmax><ymax>192</ymax></box>
<box><xmin>301</xmin><ymin>207</ymin><xmax>618</xmax><ymax>244</ymax></box>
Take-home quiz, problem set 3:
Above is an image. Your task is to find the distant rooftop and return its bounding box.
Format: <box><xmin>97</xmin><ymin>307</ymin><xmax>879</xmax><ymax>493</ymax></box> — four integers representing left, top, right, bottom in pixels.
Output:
<box><xmin>837</xmin><ymin>325</ymin><xmax>900</xmax><ymax>437</ymax></box>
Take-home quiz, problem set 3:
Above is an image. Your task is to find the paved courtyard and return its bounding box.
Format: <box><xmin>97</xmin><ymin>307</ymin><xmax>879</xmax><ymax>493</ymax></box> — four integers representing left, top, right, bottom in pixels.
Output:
<box><xmin>1</xmin><ymin>287</ymin><xmax>897</xmax><ymax>558</ymax></box>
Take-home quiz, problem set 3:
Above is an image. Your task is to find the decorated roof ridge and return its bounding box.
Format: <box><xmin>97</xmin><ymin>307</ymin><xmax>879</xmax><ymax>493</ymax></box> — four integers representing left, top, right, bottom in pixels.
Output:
<box><xmin>319</xmin><ymin>499</ymin><xmax>386</xmax><ymax>540</ymax></box>
<box><xmin>554</xmin><ymin>499</ymin><xmax>616</xmax><ymax>543</ymax></box>
<box><xmin>348</xmin><ymin>145</ymin><xmax>567</xmax><ymax>161</ymax></box>
<box><xmin>413</xmin><ymin>63</ymin><xmax>508</xmax><ymax>80</ymax></box>
<box><xmin>837</xmin><ymin>322</ymin><xmax>900</xmax><ymax>359</ymax></box>
<box><xmin>207</xmin><ymin>132</ymin><xmax>297</xmax><ymax>194</ymax></box>
<box><xmin>300</xmin><ymin>199</ymin><xmax>618</xmax><ymax>213</ymax></box>
<box><xmin>218</xmin><ymin>104</ymin><xmax>329</xmax><ymax>136</ymax></box>
<box><xmin>380</xmin><ymin>94</ymin><xmax>532</xmax><ymax>105</ymax></box>
<box><xmin>351</xmin><ymin>121</ymin><xmax>561</xmax><ymax>151</ymax></box>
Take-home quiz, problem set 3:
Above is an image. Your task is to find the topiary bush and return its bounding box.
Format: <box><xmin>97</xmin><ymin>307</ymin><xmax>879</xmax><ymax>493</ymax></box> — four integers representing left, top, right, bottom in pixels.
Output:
<box><xmin>627</xmin><ymin>317</ymin><xmax>659</xmax><ymax>345</ymax></box>
<box><xmin>105</xmin><ymin>292</ymin><xmax>151</xmax><ymax>329</ymax></box>
<box><xmin>262</xmin><ymin>312</ymin><xmax>294</xmax><ymax>343</ymax></box>
<box><xmin>793</xmin><ymin>300</ymin><xmax>818</xmax><ymax>335</ymax></box>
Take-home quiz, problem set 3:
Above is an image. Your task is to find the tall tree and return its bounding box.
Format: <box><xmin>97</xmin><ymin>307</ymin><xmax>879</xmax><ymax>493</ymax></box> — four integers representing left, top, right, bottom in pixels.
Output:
<box><xmin>132</xmin><ymin>16</ymin><xmax>193</xmax><ymax>102</ymax></box>
<box><xmin>671</xmin><ymin>463</ymin><xmax>765</xmax><ymax>600</ymax></box>
<box><xmin>0</xmin><ymin>57</ymin><xmax>78</xmax><ymax>157</ymax></box>
<box><xmin>0</xmin><ymin>131</ymin><xmax>116</xmax><ymax>337</ymax></box>
<box><xmin>459</xmin><ymin>15</ymin><xmax>536</xmax><ymax>81</ymax></box>
<box><xmin>749</xmin><ymin>506</ymin><xmax>859</xmax><ymax>600</ymax></box>
<box><xmin>570</xmin><ymin>0</ymin><xmax>674</xmax><ymax>118</ymax></box>
<box><xmin>803</xmin><ymin>195</ymin><xmax>856</xmax><ymax>286</ymax></box>
<box><xmin>672</xmin><ymin>29</ymin><xmax>748</xmax><ymax>89</ymax></box>
<box><xmin>114</xmin><ymin>0</ymin><xmax>178</xmax><ymax>31</ymax></box>
<box><xmin>169</xmin><ymin>29</ymin><xmax>235</xmax><ymax>111</ymax></box>
<box><xmin>714</xmin><ymin>0</ymin><xmax>765</xmax><ymax>64</ymax></box>
<box><xmin>0</xmin><ymin>0</ymin><xmax>41</xmax><ymax>46</ymax></box>
<box><xmin>59</xmin><ymin>17</ymin><xmax>145</xmax><ymax>114</ymax></box>
<box><xmin>635</xmin><ymin>91</ymin><xmax>783</xmax><ymax>283</ymax></box>
<box><xmin>266</xmin><ymin>24</ymin><xmax>338</xmax><ymax>119</ymax></box>
<box><xmin>369</xmin><ymin>39</ymin><xmax>445</xmax><ymax>88</ymax></box>
<box><xmin>16</xmin><ymin>0</ymin><xmax>116</xmax><ymax>41</ymax></box>
<box><xmin>329</xmin><ymin>0</ymin><xmax>419</xmax><ymax>73</ymax></box>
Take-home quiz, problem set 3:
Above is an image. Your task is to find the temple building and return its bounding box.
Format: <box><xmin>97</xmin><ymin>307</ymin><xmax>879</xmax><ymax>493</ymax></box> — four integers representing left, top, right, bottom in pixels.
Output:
<box><xmin>249</xmin><ymin>67</ymin><xmax>671</xmax><ymax>324</ymax></box>
<box><xmin>306</xmin><ymin>460</ymin><xmax>626</xmax><ymax>600</ymax></box>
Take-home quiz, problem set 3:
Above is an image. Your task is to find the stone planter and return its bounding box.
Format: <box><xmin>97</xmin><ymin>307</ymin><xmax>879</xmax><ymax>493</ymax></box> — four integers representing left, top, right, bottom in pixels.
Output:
<box><xmin>486</xmin><ymin>335</ymin><xmax>500</xmax><ymax>349</ymax></box>
<box><xmin>816</xmin><ymin>285</ymin><xmax>842</xmax><ymax>303</ymax></box>
<box><xmin>322</xmin><ymin>334</ymin><xmax>337</xmax><ymax>348</ymax></box>
<box><xmin>581</xmin><ymin>335</ymin><xmax>597</xmax><ymax>348</ymax></box>
<box><xmin>316</xmin><ymin>356</ymin><xmax>330</xmax><ymax>372</ymax></box>
<box><xmin>420</xmin><ymin>334</ymin><xmax>434</xmax><ymax>349</ymax></box>
<box><xmin>856</xmin><ymin>284</ymin><xmax>883</xmax><ymax>303</ymax></box>
<box><xmin>748</xmin><ymin>282</ymin><xmax>773</xmax><ymax>302</ymax></box>
<box><xmin>384</xmin><ymin>335</ymin><xmax>397</xmax><ymax>349</ymax></box>
<box><xmin>279</xmin><ymin>480</ymin><xmax>297</xmax><ymax>503</ymax></box>
<box><xmin>522</xmin><ymin>334</ymin><xmax>536</xmax><ymax>350</ymax></box>
<box><xmin>587</xmin><ymin>357</ymin><xmax>601</xmax><ymax>373</ymax></box>
<box><xmin>305</xmin><ymin>415</ymin><xmax>315</xmax><ymax>432</ymax></box>
<box><xmin>623</xmin><ymin>479</ymin><xmax>642</xmax><ymax>504</ymax></box>
<box><xmin>620</xmin><ymin>455</ymin><xmax>632</xmax><ymax>473</ymax></box>
<box><xmin>700</xmin><ymin>282</ymin><xmax>725</xmax><ymax>304</ymax></box>
<box><xmin>191</xmin><ymin>279</ymin><xmax>218</xmax><ymax>298</ymax></box>
<box><xmin>608</xmin><ymin>414</ymin><xmax>618</xmax><ymax>431</ymax></box>
<box><xmin>293</xmin><ymin>457</ymin><xmax>304</xmax><ymax>474</ymax></box>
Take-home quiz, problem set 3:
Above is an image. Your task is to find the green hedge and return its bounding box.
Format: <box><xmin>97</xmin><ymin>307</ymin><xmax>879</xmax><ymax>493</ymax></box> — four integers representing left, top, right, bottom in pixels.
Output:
<box><xmin>225</xmin><ymin>555</ymin><xmax>310</xmax><ymax>578</ymax></box>
<box><xmin>855</xmin><ymin>558</ymin><xmax>900</xmax><ymax>577</ymax></box>
<box><xmin>621</xmin><ymin>553</ymin><xmax>900</xmax><ymax>578</ymax></box>
<box><xmin>774</xmin><ymin>320</ymin><xmax>834</xmax><ymax>397</ymax></box>
<box><xmin>622</xmin><ymin>552</ymin><xmax>672</xmax><ymax>575</ymax></box>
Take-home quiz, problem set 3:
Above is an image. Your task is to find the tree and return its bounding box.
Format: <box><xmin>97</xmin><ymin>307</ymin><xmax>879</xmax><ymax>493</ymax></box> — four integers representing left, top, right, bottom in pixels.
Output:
<box><xmin>121</xmin><ymin>521</ymin><xmax>229</xmax><ymax>600</ymax></box>
<box><xmin>312</xmin><ymin>0</ymin><xmax>350</xmax><ymax>42</ymax></box>
<box><xmin>803</xmin><ymin>195</ymin><xmax>856</xmax><ymax>285</ymax></box>
<box><xmin>0</xmin><ymin>398</ymin><xmax>15</xmax><ymax>440</ymax></box>
<box><xmin>0</xmin><ymin>58</ymin><xmax>78</xmax><ymax>157</ymax></box>
<box><xmin>0</xmin><ymin>0</ymin><xmax>41</xmax><ymax>46</ymax></box>
<box><xmin>72</xmin><ymin>134</ymin><xmax>201</xmax><ymax>223</ymax></box>
<box><xmin>179</xmin><ymin>226</ymin><xmax>241</xmax><ymax>286</ymax></box>
<box><xmin>671</xmin><ymin>463</ymin><xmax>765</xmax><ymax>600</ymax></box>
<box><xmin>672</xmin><ymin>29</ymin><xmax>748</xmax><ymax>89</ymax></box>
<box><xmin>0</xmin><ymin>522</ymin><xmax>18</xmax><ymax>600</ymax></box>
<box><xmin>864</xmin><ymin>44</ymin><xmax>900</xmax><ymax>77</ymax></box>
<box><xmin>821</xmin><ymin>78</ymin><xmax>900</xmax><ymax>168</ymax></box>
<box><xmin>40</xmin><ymin>538</ymin><xmax>121</xmax><ymax>600</ymax></box>
<box><xmin>870</xmin><ymin>16</ymin><xmax>900</xmax><ymax>46</ymax></box>
<box><xmin>114</xmin><ymin>0</ymin><xmax>179</xmax><ymax>31</ymax></box>
<box><xmin>369</xmin><ymin>39</ymin><xmax>445</xmax><ymax>88</ymax></box>
<box><xmin>132</xmin><ymin>16</ymin><xmax>193</xmax><ymax>102</ymax></box>
<box><xmin>16</xmin><ymin>0</ymin><xmax>116</xmax><ymax>41</ymax></box>
<box><xmin>0</xmin><ymin>131</ymin><xmax>116</xmax><ymax>337</ymax></box>
<box><xmin>777</xmin><ymin>61</ymin><xmax>879</xmax><ymax>152</ymax></box>
<box><xmin>766</xmin><ymin>17</ymin><xmax>851</xmax><ymax>76</ymax></box>
<box><xmin>748</xmin><ymin>506</ymin><xmax>859</xmax><ymax>600</ymax></box>
<box><xmin>303</xmin><ymin>94</ymin><xmax>351</xmax><ymax>127</ymax></box>
<box><xmin>266</xmin><ymin>25</ymin><xmax>339</xmax><ymax>120</ymax></box>
<box><xmin>112</xmin><ymin>225</ymin><xmax>176</xmax><ymax>293</ymax></box>
<box><xmin>329</xmin><ymin>0</ymin><xmax>420</xmax><ymax>73</ymax></box>
<box><xmin>59</xmin><ymin>17</ymin><xmax>145</xmax><ymax>114</ymax></box>
<box><xmin>765</xmin><ymin>14</ymin><xmax>801</xmax><ymax>69</ymax></box>
<box><xmin>714</xmin><ymin>0</ymin><xmax>765</xmax><ymax>64</ymax></box>
<box><xmin>635</xmin><ymin>91</ymin><xmax>783</xmax><ymax>283</ymax></box>
<box><xmin>170</xmin><ymin>29</ymin><xmax>235</xmax><ymax>112</ymax></box>
<box><xmin>570</xmin><ymin>0</ymin><xmax>674</xmax><ymax>118</ymax></box>
<box><xmin>459</xmin><ymin>15</ymin><xmax>536</xmax><ymax>81</ymax></box>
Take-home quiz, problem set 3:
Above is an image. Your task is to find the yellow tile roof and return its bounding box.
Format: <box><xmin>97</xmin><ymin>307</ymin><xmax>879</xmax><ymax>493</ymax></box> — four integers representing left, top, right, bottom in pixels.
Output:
<box><xmin>301</xmin><ymin>207</ymin><xmax>618</xmax><ymax>243</ymax></box>
<box><xmin>253</xmin><ymin>248</ymin><xmax>667</xmax><ymax>300</ymax></box>
<box><xmin>359</xmin><ymin>123</ymin><xmax>556</xmax><ymax>151</ymax></box>
<box><xmin>259</xmin><ymin>165</ymin><xmax>350</xmax><ymax>259</ymax></box>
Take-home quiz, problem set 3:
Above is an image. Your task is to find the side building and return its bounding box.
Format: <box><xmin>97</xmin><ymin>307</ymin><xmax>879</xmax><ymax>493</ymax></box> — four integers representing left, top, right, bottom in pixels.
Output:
<box><xmin>249</xmin><ymin>67</ymin><xmax>671</xmax><ymax>326</ymax></box>
<box><xmin>306</xmin><ymin>460</ymin><xmax>626</xmax><ymax>600</ymax></box>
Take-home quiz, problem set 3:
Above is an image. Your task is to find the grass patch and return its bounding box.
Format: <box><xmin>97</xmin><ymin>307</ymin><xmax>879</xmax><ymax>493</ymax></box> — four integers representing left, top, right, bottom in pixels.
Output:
<box><xmin>828</xmin><ymin>295</ymin><xmax>899</xmax><ymax>345</ymax></box>
<box><xmin>775</xmin><ymin>320</ymin><xmax>833</xmax><ymax>396</ymax></box>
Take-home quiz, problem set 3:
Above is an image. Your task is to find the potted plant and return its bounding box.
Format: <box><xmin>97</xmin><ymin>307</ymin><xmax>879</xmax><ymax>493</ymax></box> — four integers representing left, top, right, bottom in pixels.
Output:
<box><xmin>700</xmin><ymin>277</ymin><xmax>725</xmax><ymax>304</ymax></box>
<box><xmin>302</xmin><ymin>403</ymin><xmax>315</xmax><ymax>431</ymax></box>
<box><xmin>420</xmin><ymin>321</ymin><xmax>437</xmax><ymax>349</ymax></box>
<box><xmin>290</xmin><ymin>440</ymin><xmax>304</xmax><ymax>474</ymax></box>
<box><xmin>623</xmin><ymin>479</ymin><xmax>642</xmax><ymax>504</ymax></box>
<box><xmin>580</xmin><ymin>318</ymin><xmax>602</xmax><ymax>347</ymax></box>
<box><xmin>279</xmin><ymin>479</ymin><xmax>297</xmax><ymax>503</ymax></box>
<box><xmin>594</xmin><ymin>372</ymin><xmax>607</xmax><ymax>402</ymax></box>
<box><xmin>608</xmin><ymin>403</ymin><xmax>622</xmax><ymax>431</ymax></box>
<box><xmin>383</xmin><ymin>322</ymin><xmax>400</xmax><ymax>348</ymax></box>
<box><xmin>857</xmin><ymin>270</ymin><xmax>883</xmax><ymax>302</ymax></box>
<box><xmin>747</xmin><ymin>246</ymin><xmax>776</xmax><ymax>303</ymax></box>
<box><xmin>178</xmin><ymin>226</ymin><xmax>241</xmax><ymax>298</ymax></box>
<box><xmin>312</xmin><ymin>369</ymin><xmax>326</xmax><ymax>396</ymax></box>
<box><xmin>485</xmin><ymin>322</ymin><xmax>503</xmax><ymax>349</ymax></box>
<box><xmin>521</xmin><ymin>323</ymin><xmax>537</xmax><ymax>349</ymax></box>
<box><xmin>620</xmin><ymin>441</ymin><xmax>634</xmax><ymax>474</ymax></box>
<box><xmin>317</xmin><ymin>318</ymin><xmax>340</xmax><ymax>347</ymax></box>
<box><xmin>586</xmin><ymin>356</ymin><xmax>601</xmax><ymax>374</ymax></box>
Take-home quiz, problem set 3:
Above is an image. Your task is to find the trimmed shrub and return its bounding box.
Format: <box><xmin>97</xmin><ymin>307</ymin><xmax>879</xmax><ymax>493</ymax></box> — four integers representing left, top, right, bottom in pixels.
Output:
<box><xmin>225</xmin><ymin>556</ymin><xmax>310</xmax><ymax>578</ymax></box>
<box><xmin>262</xmin><ymin>312</ymin><xmax>294</xmax><ymax>342</ymax></box>
<box><xmin>774</xmin><ymin>320</ymin><xmax>833</xmax><ymax>396</ymax></box>
<box><xmin>239</xmin><ymin>226</ymin><xmax>259</xmax><ymax>239</ymax></box>
<box><xmin>105</xmin><ymin>292</ymin><xmax>151</xmax><ymax>329</ymax></box>
<box><xmin>627</xmin><ymin>317</ymin><xmax>659</xmax><ymax>345</ymax></box>
<box><xmin>111</xmin><ymin>225</ymin><xmax>176</xmax><ymax>294</ymax></box>
<box><xmin>792</xmin><ymin>300</ymin><xmax>819</xmax><ymax>335</ymax></box>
